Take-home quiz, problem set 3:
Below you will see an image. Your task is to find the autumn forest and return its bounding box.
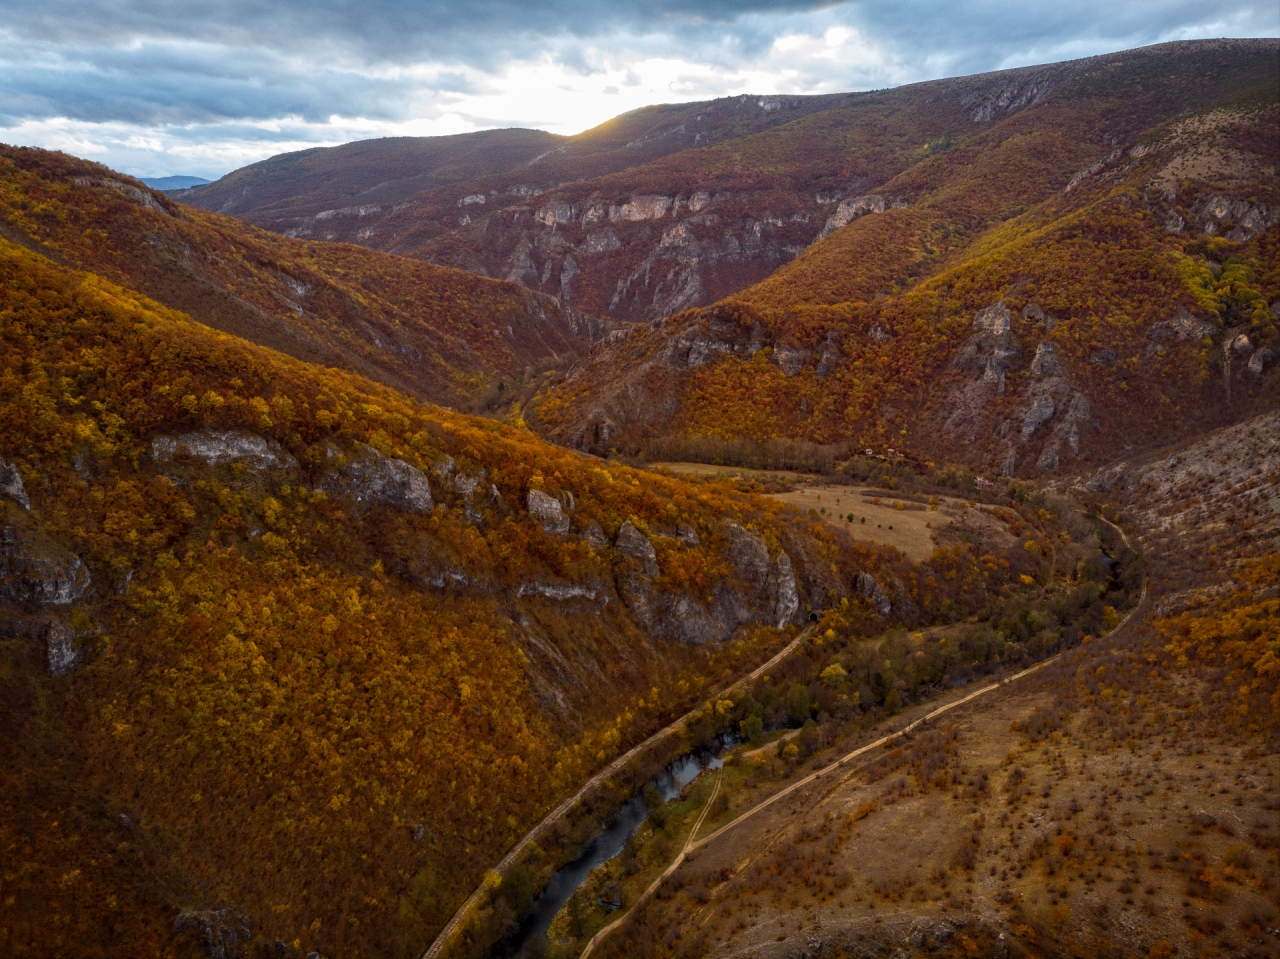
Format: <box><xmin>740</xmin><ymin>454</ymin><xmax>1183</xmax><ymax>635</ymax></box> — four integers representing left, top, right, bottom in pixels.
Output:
<box><xmin>1</xmin><ymin>34</ymin><xmax>1278</xmax><ymax>959</ymax></box>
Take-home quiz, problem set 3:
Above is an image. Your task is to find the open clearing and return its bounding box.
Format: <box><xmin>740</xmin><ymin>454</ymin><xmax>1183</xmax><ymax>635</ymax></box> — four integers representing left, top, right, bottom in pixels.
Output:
<box><xmin>646</xmin><ymin>464</ymin><xmax>1017</xmax><ymax>561</ymax></box>
<box><xmin>648</xmin><ymin>461</ymin><xmax>811</xmax><ymax>484</ymax></box>
<box><xmin>769</xmin><ymin>485</ymin><xmax>1016</xmax><ymax>562</ymax></box>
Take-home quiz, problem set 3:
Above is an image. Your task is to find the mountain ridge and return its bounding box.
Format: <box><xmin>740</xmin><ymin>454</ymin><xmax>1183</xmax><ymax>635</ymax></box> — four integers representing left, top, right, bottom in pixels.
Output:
<box><xmin>526</xmin><ymin>44</ymin><xmax>1279</xmax><ymax>478</ymax></box>
<box><xmin>177</xmin><ymin>40</ymin><xmax>1278</xmax><ymax>328</ymax></box>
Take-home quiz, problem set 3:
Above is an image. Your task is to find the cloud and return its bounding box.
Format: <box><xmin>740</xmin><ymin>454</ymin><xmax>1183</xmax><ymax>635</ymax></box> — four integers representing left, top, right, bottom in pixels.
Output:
<box><xmin>0</xmin><ymin>0</ymin><xmax>1274</xmax><ymax>178</ymax></box>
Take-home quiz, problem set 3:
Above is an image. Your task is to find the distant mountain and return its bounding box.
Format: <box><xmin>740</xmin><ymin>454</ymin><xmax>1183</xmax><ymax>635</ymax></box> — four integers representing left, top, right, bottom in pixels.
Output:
<box><xmin>530</xmin><ymin>39</ymin><xmax>1279</xmax><ymax>478</ymax></box>
<box><xmin>178</xmin><ymin>40</ymin><xmax>1280</xmax><ymax>335</ymax></box>
<box><xmin>170</xmin><ymin>128</ymin><xmax>564</xmax><ymax>220</ymax></box>
<box><xmin>176</xmin><ymin>94</ymin><xmax>851</xmax><ymax>317</ymax></box>
<box><xmin>138</xmin><ymin>174</ymin><xmax>210</xmax><ymax>190</ymax></box>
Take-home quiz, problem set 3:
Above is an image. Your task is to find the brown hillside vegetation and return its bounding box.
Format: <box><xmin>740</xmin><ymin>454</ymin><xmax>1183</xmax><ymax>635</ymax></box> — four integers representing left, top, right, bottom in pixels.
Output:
<box><xmin>533</xmin><ymin>46</ymin><xmax>1279</xmax><ymax>478</ymax></box>
<box><xmin>0</xmin><ymin>213</ymin><xmax>1080</xmax><ymax>958</ymax></box>
<box><xmin>0</xmin><ymin>234</ymin><xmax>832</xmax><ymax>959</ymax></box>
<box><xmin>169</xmin><ymin>128</ymin><xmax>565</xmax><ymax>222</ymax></box>
<box><xmin>176</xmin><ymin>93</ymin><xmax>850</xmax><ymax>265</ymax></box>
<box><xmin>560</xmin><ymin>412</ymin><xmax>1278</xmax><ymax>959</ymax></box>
<box><xmin>0</xmin><ymin>146</ymin><xmax>603</xmax><ymax>408</ymax></box>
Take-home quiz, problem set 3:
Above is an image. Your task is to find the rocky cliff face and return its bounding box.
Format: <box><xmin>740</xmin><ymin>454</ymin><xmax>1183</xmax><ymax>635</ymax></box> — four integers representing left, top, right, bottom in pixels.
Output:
<box><xmin>0</xmin><ymin>462</ymin><xmax>94</xmax><ymax>676</ymax></box>
<box><xmin>416</xmin><ymin>187</ymin><xmax>840</xmax><ymax>323</ymax></box>
<box><xmin>0</xmin><ymin>520</ymin><xmax>91</xmax><ymax>607</ymax></box>
<box><xmin>0</xmin><ymin>456</ymin><xmax>30</xmax><ymax>510</ymax></box>
<box><xmin>152</xmin><ymin>431</ymin><xmax>297</xmax><ymax>470</ymax></box>
<box><xmin>173</xmin><ymin>907</ymin><xmax>252</xmax><ymax>959</ymax></box>
<box><xmin>323</xmin><ymin>444</ymin><xmax>434</xmax><ymax>513</ymax></box>
<box><xmin>174</xmin><ymin>42</ymin><xmax>1277</xmax><ymax>337</ymax></box>
<box><xmin>612</xmin><ymin>520</ymin><xmax>801</xmax><ymax>644</ymax></box>
<box><xmin>531</xmin><ymin>55</ymin><xmax>1279</xmax><ymax>476</ymax></box>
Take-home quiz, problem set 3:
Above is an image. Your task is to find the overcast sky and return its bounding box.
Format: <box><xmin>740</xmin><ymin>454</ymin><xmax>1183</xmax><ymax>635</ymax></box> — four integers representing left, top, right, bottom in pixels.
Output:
<box><xmin>1</xmin><ymin>0</ymin><xmax>1275</xmax><ymax>180</ymax></box>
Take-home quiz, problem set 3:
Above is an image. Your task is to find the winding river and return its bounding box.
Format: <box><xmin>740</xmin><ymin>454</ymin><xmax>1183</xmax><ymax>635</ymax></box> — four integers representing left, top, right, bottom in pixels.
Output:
<box><xmin>491</xmin><ymin>739</ymin><xmax>735</xmax><ymax>957</ymax></box>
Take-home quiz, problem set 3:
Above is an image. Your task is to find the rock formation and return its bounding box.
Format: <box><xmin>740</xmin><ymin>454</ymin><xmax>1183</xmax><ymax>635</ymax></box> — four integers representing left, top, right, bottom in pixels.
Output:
<box><xmin>0</xmin><ymin>457</ymin><xmax>30</xmax><ymax>510</ymax></box>
<box><xmin>323</xmin><ymin>445</ymin><xmax>433</xmax><ymax>513</ymax></box>
<box><xmin>174</xmin><ymin>907</ymin><xmax>253</xmax><ymax>959</ymax></box>
<box><xmin>0</xmin><ymin>523</ymin><xmax>91</xmax><ymax>607</ymax></box>
<box><xmin>152</xmin><ymin>431</ymin><xmax>297</xmax><ymax>470</ymax></box>
<box><xmin>526</xmin><ymin>489</ymin><xmax>571</xmax><ymax>535</ymax></box>
<box><xmin>613</xmin><ymin>520</ymin><xmax>801</xmax><ymax>644</ymax></box>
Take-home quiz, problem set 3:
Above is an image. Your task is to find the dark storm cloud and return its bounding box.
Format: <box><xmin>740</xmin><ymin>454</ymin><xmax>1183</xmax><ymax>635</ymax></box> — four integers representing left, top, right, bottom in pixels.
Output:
<box><xmin>4</xmin><ymin>0</ymin><xmax>825</xmax><ymax>62</ymax></box>
<box><xmin>0</xmin><ymin>40</ymin><xmax>429</xmax><ymax>126</ymax></box>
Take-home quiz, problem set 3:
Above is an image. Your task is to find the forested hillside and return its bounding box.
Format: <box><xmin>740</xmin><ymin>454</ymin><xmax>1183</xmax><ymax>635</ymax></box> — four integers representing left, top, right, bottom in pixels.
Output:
<box><xmin>0</xmin><ymin>147</ymin><xmax>603</xmax><ymax>409</ymax></box>
<box><xmin>0</xmin><ymin>167</ymin><xmax>1068</xmax><ymax>956</ymax></box>
<box><xmin>2</xmin><ymin>35</ymin><xmax>1276</xmax><ymax>959</ymax></box>
<box><xmin>0</xmin><ymin>231</ymin><xmax>818</xmax><ymax>958</ymax></box>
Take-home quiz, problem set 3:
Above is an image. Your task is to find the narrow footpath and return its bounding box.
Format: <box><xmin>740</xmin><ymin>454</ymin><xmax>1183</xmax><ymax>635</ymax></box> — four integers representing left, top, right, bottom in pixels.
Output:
<box><xmin>579</xmin><ymin>768</ymin><xmax>723</xmax><ymax>959</ymax></box>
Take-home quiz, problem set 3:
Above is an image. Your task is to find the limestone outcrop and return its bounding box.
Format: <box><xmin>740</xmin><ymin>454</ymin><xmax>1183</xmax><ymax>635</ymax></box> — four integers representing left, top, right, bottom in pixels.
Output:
<box><xmin>323</xmin><ymin>445</ymin><xmax>433</xmax><ymax>513</ymax></box>
<box><xmin>45</xmin><ymin>619</ymin><xmax>82</xmax><ymax>678</ymax></box>
<box><xmin>0</xmin><ymin>457</ymin><xmax>30</xmax><ymax>510</ymax></box>
<box><xmin>152</xmin><ymin>430</ymin><xmax>296</xmax><ymax>470</ymax></box>
<box><xmin>817</xmin><ymin>194</ymin><xmax>907</xmax><ymax>241</ymax></box>
<box><xmin>952</xmin><ymin>303</ymin><xmax>1019</xmax><ymax>396</ymax></box>
<box><xmin>527</xmin><ymin>489</ymin><xmax>570</xmax><ymax>535</ymax></box>
<box><xmin>0</xmin><ymin>523</ymin><xmax>91</xmax><ymax>606</ymax></box>
<box><xmin>613</xmin><ymin>520</ymin><xmax>801</xmax><ymax>644</ymax></box>
<box><xmin>856</xmin><ymin>572</ymin><xmax>892</xmax><ymax>617</ymax></box>
<box><xmin>174</xmin><ymin>907</ymin><xmax>252</xmax><ymax>959</ymax></box>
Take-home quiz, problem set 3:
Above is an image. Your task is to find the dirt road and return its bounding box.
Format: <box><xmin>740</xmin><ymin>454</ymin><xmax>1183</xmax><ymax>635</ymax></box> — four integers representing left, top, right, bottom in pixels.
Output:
<box><xmin>579</xmin><ymin>767</ymin><xmax>724</xmax><ymax>959</ymax></box>
<box><xmin>578</xmin><ymin>513</ymin><xmax>1147</xmax><ymax>952</ymax></box>
<box><xmin>419</xmin><ymin>625</ymin><xmax>815</xmax><ymax>959</ymax></box>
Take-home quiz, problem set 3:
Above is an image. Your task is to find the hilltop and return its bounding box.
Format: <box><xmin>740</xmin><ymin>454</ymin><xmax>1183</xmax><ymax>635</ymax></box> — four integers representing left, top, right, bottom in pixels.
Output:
<box><xmin>180</xmin><ymin>40</ymin><xmax>1276</xmax><ymax>330</ymax></box>
<box><xmin>174</xmin><ymin>92</ymin><xmax>849</xmax><ymax>294</ymax></box>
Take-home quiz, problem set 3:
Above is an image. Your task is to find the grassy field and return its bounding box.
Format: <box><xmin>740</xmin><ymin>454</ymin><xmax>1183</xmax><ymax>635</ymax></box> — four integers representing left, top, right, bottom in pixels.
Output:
<box><xmin>646</xmin><ymin>464</ymin><xmax>1017</xmax><ymax>562</ymax></box>
<box><xmin>647</xmin><ymin>461</ymin><xmax>811</xmax><ymax>484</ymax></box>
<box><xmin>769</xmin><ymin>485</ymin><xmax>1020</xmax><ymax>562</ymax></box>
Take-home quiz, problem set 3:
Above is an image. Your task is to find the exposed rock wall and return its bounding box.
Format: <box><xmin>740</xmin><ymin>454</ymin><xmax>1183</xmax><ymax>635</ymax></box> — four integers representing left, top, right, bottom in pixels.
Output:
<box><xmin>322</xmin><ymin>445</ymin><xmax>433</xmax><ymax>513</ymax></box>
<box><xmin>173</xmin><ymin>907</ymin><xmax>253</xmax><ymax>959</ymax></box>
<box><xmin>527</xmin><ymin>489</ymin><xmax>571</xmax><ymax>535</ymax></box>
<box><xmin>152</xmin><ymin>431</ymin><xmax>297</xmax><ymax>470</ymax></box>
<box><xmin>44</xmin><ymin>619</ymin><xmax>82</xmax><ymax>678</ymax></box>
<box><xmin>613</xmin><ymin>520</ymin><xmax>801</xmax><ymax>644</ymax></box>
<box><xmin>0</xmin><ymin>523</ymin><xmax>91</xmax><ymax>607</ymax></box>
<box><xmin>0</xmin><ymin>457</ymin><xmax>30</xmax><ymax>510</ymax></box>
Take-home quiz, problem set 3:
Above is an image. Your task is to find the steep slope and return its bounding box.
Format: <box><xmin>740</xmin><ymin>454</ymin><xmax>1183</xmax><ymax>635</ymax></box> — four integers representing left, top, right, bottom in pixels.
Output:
<box><xmin>533</xmin><ymin>52</ymin><xmax>1280</xmax><ymax>478</ymax></box>
<box><xmin>177</xmin><ymin>95</ymin><xmax>849</xmax><ymax>258</ymax></box>
<box><xmin>0</xmin><ymin>221</ymin><xmax>1072</xmax><ymax>958</ymax></box>
<box><xmin>0</xmin><ymin>233</ymin><xmax>844</xmax><ymax>959</ymax></box>
<box><xmin>0</xmin><ymin>146</ymin><xmax>603</xmax><ymax>408</ymax></box>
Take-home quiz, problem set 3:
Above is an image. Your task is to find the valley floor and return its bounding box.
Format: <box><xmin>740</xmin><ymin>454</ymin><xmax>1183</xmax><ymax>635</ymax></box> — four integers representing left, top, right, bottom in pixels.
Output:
<box><xmin>559</xmin><ymin>633</ymin><xmax>1278</xmax><ymax>959</ymax></box>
